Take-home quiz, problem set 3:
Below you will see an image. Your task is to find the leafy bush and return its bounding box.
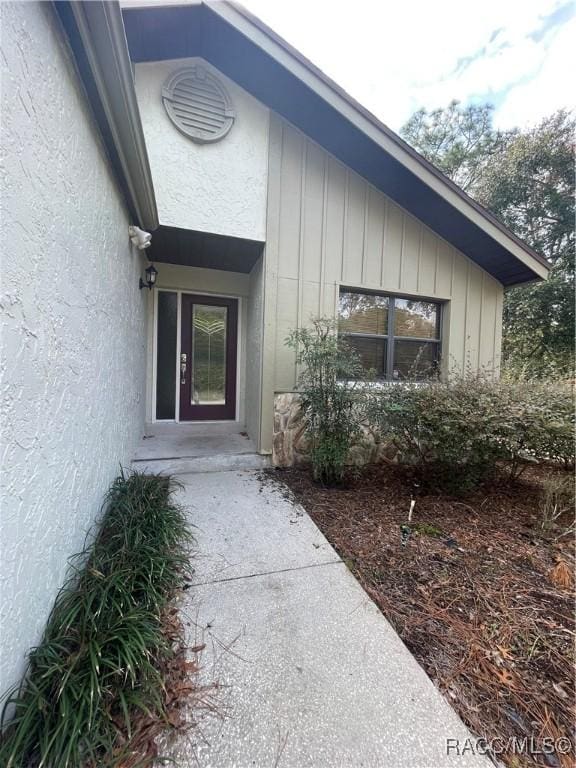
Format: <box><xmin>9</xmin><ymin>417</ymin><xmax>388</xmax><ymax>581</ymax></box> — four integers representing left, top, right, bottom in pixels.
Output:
<box><xmin>285</xmin><ymin>315</ymin><xmax>573</xmax><ymax>491</ymax></box>
<box><xmin>0</xmin><ymin>470</ymin><xmax>193</xmax><ymax>768</ymax></box>
<box><xmin>493</xmin><ymin>380</ymin><xmax>575</xmax><ymax>479</ymax></box>
<box><xmin>286</xmin><ymin>318</ymin><xmax>365</xmax><ymax>485</ymax></box>
<box><xmin>367</xmin><ymin>377</ymin><xmax>505</xmax><ymax>492</ymax></box>
<box><xmin>367</xmin><ymin>376</ymin><xmax>574</xmax><ymax>492</ymax></box>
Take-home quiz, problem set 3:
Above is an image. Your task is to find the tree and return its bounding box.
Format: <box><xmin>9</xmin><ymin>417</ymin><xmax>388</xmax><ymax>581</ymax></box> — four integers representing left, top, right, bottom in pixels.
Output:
<box><xmin>477</xmin><ymin>111</ymin><xmax>574</xmax><ymax>375</ymax></box>
<box><xmin>401</xmin><ymin>104</ymin><xmax>574</xmax><ymax>377</ymax></box>
<box><xmin>400</xmin><ymin>100</ymin><xmax>509</xmax><ymax>191</ymax></box>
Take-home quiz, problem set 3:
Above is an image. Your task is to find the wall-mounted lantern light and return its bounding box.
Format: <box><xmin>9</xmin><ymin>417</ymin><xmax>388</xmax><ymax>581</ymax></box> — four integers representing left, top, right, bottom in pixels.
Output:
<box><xmin>139</xmin><ymin>263</ymin><xmax>158</xmax><ymax>290</ymax></box>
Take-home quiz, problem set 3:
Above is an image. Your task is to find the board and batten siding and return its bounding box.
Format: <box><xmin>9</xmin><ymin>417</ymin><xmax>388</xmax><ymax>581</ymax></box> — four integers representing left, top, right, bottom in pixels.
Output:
<box><xmin>259</xmin><ymin>114</ymin><xmax>503</xmax><ymax>451</ymax></box>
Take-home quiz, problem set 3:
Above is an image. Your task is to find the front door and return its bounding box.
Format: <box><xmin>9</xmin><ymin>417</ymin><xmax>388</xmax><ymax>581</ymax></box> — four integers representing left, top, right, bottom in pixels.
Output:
<box><xmin>179</xmin><ymin>294</ymin><xmax>238</xmax><ymax>420</ymax></box>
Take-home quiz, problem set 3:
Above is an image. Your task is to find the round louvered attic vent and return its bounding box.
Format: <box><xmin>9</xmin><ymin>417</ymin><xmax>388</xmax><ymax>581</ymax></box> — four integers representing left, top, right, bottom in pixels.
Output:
<box><xmin>162</xmin><ymin>66</ymin><xmax>235</xmax><ymax>144</ymax></box>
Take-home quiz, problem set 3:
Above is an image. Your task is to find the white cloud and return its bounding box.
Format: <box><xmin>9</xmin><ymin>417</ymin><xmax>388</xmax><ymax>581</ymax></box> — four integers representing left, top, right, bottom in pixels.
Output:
<box><xmin>493</xmin><ymin>15</ymin><xmax>576</xmax><ymax>128</ymax></box>
<box><xmin>240</xmin><ymin>0</ymin><xmax>574</xmax><ymax>131</ymax></box>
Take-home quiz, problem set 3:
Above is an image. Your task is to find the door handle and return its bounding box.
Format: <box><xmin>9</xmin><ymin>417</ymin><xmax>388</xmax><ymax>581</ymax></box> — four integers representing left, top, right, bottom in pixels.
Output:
<box><xmin>180</xmin><ymin>353</ymin><xmax>187</xmax><ymax>384</ymax></box>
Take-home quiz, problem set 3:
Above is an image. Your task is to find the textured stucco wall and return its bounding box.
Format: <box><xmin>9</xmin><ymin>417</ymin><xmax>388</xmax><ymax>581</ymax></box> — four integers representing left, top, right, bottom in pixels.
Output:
<box><xmin>135</xmin><ymin>57</ymin><xmax>269</xmax><ymax>241</ymax></box>
<box><xmin>0</xmin><ymin>2</ymin><xmax>147</xmax><ymax>696</ymax></box>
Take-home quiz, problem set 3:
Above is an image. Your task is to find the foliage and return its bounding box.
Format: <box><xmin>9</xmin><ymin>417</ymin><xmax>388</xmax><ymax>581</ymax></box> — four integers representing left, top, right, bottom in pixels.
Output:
<box><xmin>476</xmin><ymin>112</ymin><xmax>575</xmax><ymax>377</ymax></box>
<box><xmin>539</xmin><ymin>474</ymin><xmax>575</xmax><ymax>538</ymax></box>
<box><xmin>367</xmin><ymin>376</ymin><xmax>575</xmax><ymax>492</ymax></box>
<box><xmin>285</xmin><ymin>318</ymin><xmax>365</xmax><ymax>485</ymax></box>
<box><xmin>400</xmin><ymin>100</ymin><xmax>508</xmax><ymax>191</ymax></box>
<box><xmin>367</xmin><ymin>377</ymin><xmax>504</xmax><ymax>492</ymax></box>
<box><xmin>401</xmin><ymin>104</ymin><xmax>575</xmax><ymax>378</ymax></box>
<box><xmin>0</xmin><ymin>470</ymin><xmax>193</xmax><ymax>768</ymax></box>
<box><xmin>494</xmin><ymin>379</ymin><xmax>575</xmax><ymax>479</ymax></box>
<box><xmin>476</xmin><ymin>111</ymin><xmax>574</xmax><ymax>265</ymax></box>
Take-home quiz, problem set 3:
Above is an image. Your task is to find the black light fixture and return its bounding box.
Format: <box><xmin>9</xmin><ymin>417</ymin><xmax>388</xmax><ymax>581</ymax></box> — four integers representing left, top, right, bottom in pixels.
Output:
<box><xmin>139</xmin><ymin>263</ymin><xmax>158</xmax><ymax>290</ymax></box>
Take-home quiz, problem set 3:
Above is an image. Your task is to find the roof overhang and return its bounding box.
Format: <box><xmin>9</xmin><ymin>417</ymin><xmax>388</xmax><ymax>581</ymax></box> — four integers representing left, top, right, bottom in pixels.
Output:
<box><xmin>122</xmin><ymin>1</ymin><xmax>549</xmax><ymax>286</ymax></box>
<box><xmin>149</xmin><ymin>225</ymin><xmax>264</xmax><ymax>272</ymax></box>
<box><xmin>54</xmin><ymin>1</ymin><xmax>158</xmax><ymax>230</ymax></box>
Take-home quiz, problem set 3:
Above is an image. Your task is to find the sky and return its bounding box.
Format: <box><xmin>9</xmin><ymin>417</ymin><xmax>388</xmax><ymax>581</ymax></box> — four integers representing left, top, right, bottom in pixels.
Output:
<box><xmin>236</xmin><ymin>0</ymin><xmax>575</xmax><ymax>132</ymax></box>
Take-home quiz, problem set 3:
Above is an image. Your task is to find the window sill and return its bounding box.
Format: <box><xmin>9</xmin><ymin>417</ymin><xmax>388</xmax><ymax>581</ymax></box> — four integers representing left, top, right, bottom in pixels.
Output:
<box><xmin>340</xmin><ymin>380</ymin><xmax>431</xmax><ymax>389</ymax></box>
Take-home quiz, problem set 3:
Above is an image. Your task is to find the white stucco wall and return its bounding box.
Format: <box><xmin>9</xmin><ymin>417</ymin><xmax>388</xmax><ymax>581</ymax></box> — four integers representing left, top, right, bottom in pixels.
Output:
<box><xmin>0</xmin><ymin>2</ymin><xmax>147</xmax><ymax>696</ymax></box>
<box><xmin>135</xmin><ymin>57</ymin><xmax>269</xmax><ymax>241</ymax></box>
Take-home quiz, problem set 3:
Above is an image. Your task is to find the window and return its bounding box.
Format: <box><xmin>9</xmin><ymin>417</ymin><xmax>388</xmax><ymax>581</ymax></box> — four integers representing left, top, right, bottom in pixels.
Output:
<box><xmin>338</xmin><ymin>289</ymin><xmax>441</xmax><ymax>381</ymax></box>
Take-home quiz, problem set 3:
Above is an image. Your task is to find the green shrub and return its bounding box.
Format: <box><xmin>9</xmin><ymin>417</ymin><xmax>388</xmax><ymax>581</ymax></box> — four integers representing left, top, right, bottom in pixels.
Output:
<box><xmin>493</xmin><ymin>380</ymin><xmax>575</xmax><ymax>479</ymax></box>
<box><xmin>286</xmin><ymin>318</ymin><xmax>365</xmax><ymax>485</ymax></box>
<box><xmin>367</xmin><ymin>377</ymin><xmax>505</xmax><ymax>492</ymax></box>
<box><xmin>0</xmin><ymin>470</ymin><xmax>193</xmax><ymax>768</ymax></box>
<box><xmin>367</xmin><ymin>376</ymin><xmax>574</xmax><ymax>491</ymax></box>
<box><xmin>501</xmin><ymin>352</ymin><xmax>575</xmax><ymax>384</ymax></box>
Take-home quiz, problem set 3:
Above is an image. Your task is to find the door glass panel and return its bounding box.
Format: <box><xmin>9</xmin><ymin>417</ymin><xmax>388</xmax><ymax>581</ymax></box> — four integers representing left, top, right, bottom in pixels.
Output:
<box><xmin>192</xmin><ymin>305</ymin><xmax>227</xmax><ymax>405</ymax></box>
<box><xmin>156</xmin><ymin>291</ymin><xmax>177</xmax><ymax>419</ymax></box>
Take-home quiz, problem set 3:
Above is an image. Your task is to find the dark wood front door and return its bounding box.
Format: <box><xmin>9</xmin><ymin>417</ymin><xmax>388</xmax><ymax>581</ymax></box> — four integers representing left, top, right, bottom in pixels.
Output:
<box><xmin>179</xmin><ymin>294</ymin><xmax>237</xmax><ymax>421</ymax></box>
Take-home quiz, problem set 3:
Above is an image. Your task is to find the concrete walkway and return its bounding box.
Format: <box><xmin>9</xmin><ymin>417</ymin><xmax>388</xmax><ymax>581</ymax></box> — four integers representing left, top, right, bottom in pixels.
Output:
<box><xmin>167</xmin><ymin>469</ymin><xmax>486</xmax><ymax>768</ymax></box>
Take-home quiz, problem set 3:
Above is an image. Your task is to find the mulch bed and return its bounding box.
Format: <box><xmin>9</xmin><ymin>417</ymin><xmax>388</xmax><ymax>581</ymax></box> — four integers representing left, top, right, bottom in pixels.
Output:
<box><xmin>274</xmin><ymin>464</ymin><xmax>575</xmax><ymax>768</ymax></box>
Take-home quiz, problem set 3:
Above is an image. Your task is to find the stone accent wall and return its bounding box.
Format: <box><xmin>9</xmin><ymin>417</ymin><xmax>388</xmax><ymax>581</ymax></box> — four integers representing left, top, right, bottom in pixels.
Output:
<box><xmin>273</xmin><ymin>393</ymin><xmax>308</xmax><ymax>467</ymax></box>
<box><xmin>272</xmin><ymin>393</ymin><xmax>398</xmax><ymax>468</ymax></box>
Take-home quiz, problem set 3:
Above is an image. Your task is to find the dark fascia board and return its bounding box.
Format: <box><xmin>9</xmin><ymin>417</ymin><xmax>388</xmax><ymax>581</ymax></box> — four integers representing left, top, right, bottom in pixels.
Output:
<box><xmin>215</xmin><ymin>2</ymin><xmax>550</xmax><ymax>273</ymax></box>
<box><xmin>122</xmin><ymin>1</ymin><xmax>549</xmax><ymax>285</ymax></box>
<box><xmin>54</xmin><ymin>1</ymin><xmax>158</xmax><ymax>231</ymax></box>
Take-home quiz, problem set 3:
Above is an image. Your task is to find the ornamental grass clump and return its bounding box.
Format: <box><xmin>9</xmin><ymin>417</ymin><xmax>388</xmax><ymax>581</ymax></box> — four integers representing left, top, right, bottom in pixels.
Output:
<box><xmin>0</xmin><ymin>470</ymin><xmax>193</xmax><ymax>768</ymax></box>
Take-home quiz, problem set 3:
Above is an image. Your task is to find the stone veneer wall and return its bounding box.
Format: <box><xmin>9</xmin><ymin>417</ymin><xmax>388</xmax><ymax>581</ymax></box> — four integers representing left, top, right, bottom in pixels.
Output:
<box><xmin>273</xmin><ymin>393</ymin><xmax>309</xmax><ymax>467</ymax></box>
<box><xmin>272</xmin><ymin>393</ymin><xmax>398</xmax><ymax>468</ymax></box>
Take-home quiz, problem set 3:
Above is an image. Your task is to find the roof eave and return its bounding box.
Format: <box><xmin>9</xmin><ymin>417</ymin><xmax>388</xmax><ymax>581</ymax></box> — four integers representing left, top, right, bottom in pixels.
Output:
<box><xmin>208</xmin><ymin>1</ymin><xmax>548</xmax><ymax>283</ymax></box>
<box><xmin>53</xmin><ymin>0</ymin><xmax>158</xmax><ymax>231</ymax></box>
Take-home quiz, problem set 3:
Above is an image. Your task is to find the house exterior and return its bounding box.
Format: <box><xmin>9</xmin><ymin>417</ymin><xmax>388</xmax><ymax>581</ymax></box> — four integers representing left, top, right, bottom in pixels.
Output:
<box><xmin>0</xmin><ymin>0</ymin><xmax>548</xmax><ymax>698</ymax></box>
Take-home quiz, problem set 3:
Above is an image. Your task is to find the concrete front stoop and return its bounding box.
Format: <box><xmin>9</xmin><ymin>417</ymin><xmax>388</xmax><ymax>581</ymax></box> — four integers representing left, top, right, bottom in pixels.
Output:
<box><xmin>155</xmin><ymin>469</ymin><xmax>489</xmax><ymax>768</ymax></box>
<box><xmin>132</xmin><ymin>423</ymin><xmax>270</xmax><ymax>475</ymax></box>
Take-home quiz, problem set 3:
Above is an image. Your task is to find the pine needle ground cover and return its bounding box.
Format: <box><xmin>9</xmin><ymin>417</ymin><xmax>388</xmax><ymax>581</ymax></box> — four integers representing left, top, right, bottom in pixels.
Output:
<box><xmin>276</xmin><ymin>464</ymin><xmax>575</xmax><ymax>768</ymax></box>
<box><xmin>0</xmin><ymin>470</ymin><xmax>197</xmax><ymax>767</ymax></box>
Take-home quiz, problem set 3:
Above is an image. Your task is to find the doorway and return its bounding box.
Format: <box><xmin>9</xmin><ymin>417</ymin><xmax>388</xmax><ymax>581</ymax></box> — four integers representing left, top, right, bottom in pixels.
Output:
<box><xmin>179</xmin><ymin>294</ymin><xmax>238</xmax><ymax>420</ymax></box>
